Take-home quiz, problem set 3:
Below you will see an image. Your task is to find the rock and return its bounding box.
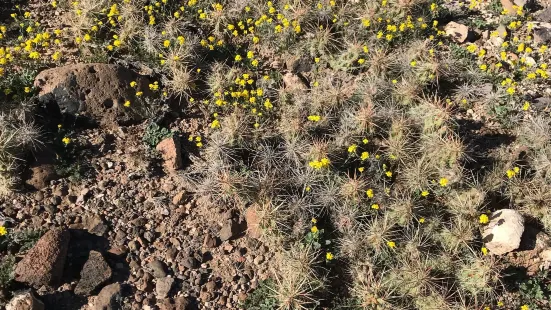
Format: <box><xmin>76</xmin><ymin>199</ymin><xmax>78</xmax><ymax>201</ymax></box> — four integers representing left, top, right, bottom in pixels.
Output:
<box><xmin>174</xmin><ymin>296</ymin><xmax>191</xmax><ymax>309</ymax></box>
<box><xmin>93</xmin><ymin>283</ymin><xmax>122</xmax><ymax>310</ymax></box>
<box><xmin>205</xmin><ymin>281</ymin><xmax>216</xmax><ymax>292</ymax></box>
<box><xmin>497</xmin><ymin>24</ymin><xmax>507</xmax><ymax>38</ymax></box>
<box><xmin>284</xmin><ymin>54</ymin><xmax>312</xmax><ymax>73</ymax></box>
<box><xmin>26</xmin><ymin>165</ymin><xmax>57</xmax><ymax>190</ymax></box>
<box><xmin>507</xmin><ymin>226</ymin><xmax>551</xmax><ymax>275</ymax></box>
<box><xmin>254</xmin><ymin>255</ymin><xmax>265</xmax><ymax>265</ymax></box>
<box><xmin>444</xmin><ymin>22</ymin><xmax>470</xmax><ymax>43</ymax></box>
<box><xmin>245</xmin><ymin>207</ymin><xmax>261</xmax><ymax>239</ymax></box>
<box><xmin>282</xmin><ymin>72</ymin><xmax>307</xmax><ymax>91</ymax></box>
<box><xmin>219</xmin><ymin>220</ymin><xmax>239</xmax><ymax>242</ymax></box>
<box><xmin>75</xmin><ymin>251</ymin><xmax>112</xmax><ymax>296</ymax></box>
<box><xmin>513</xmin><ymin>0</ymin><xmax>527</xmax><ymax>6</ymax></box>
<box><xmin>482</xmin><ymin>209</ymin><xmax>525</xmax><ymax>255</ymax></box>
<box><xmin>157</xmin><ymin>298</ymin><xmax>175</xmax><ymax>310</ymax></box>
<box><xmin>148</xmin><ymin>260</ymin><xmax>168</xmax><ymax>278</ymax></box>
<box><xmin>15</xmin><ymin>228</ymin><xmax>70</xmax><ymax>287</ymax></box>
<box><xmin>182</xmin><ymin>255</ymin><xmax>199</xmax><ymax>269</ymax></box>
<box><xmin>136</xmin><ymin>272</ymin><xmax>154</xmax><ymax>292</ymax></box>
<box><xmin>172</xmin><ymin>191</ymin><xmax>186</xmax><ymax>205</ymax></box>
<box><xmin>156</xmin><ymin>136</ymin><xmax>183</xmax><ymax>172</ymax></box>
<box><xmin>84</xmin><ymin>215</ymin><xmax>109</xmax><ymax>236</ymax></box>
<box><xmin>34</xmin><ymin>63</ymin><xmax>151</xmax><ymax>128</ymax></box>
<box><xmin>6</xmin><ymin>291</ymin><xmax>44</xmax><ymax>310</ymax></box>
<box><xmin>203</xmin><ymin>234</ymin><xmax>218</xmax><ymax>248</ymax></box>
<box><xmin>155</xmin><ymin>277</ymin><xmax>174</xmax><ymax>298</ymax></box>
<box><xmin>531</xmin><ymin>22</ymin><xmax>551</xmax><ymax>44</ymax></box>
<box><xmin>501</xmin><ymin>0</ymin><xmax>516</xmax><ymax>15</ymax></box>
<box><xmin>536</xmin><ymin>7</ymin><xmax>551</xmax><ymax>23</ymax></box>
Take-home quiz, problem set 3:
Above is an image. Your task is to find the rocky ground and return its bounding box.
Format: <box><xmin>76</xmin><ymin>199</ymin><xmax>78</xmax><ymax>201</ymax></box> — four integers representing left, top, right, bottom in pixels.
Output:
<box><xmin>0</xmin><ymin>63</ymin><xmax>273</xmax><ymax>310</ymax></box>
<box><xmin>6</xmin><ymin>0</ymin><xmax>551</xmax><ymax>309</ymax></box>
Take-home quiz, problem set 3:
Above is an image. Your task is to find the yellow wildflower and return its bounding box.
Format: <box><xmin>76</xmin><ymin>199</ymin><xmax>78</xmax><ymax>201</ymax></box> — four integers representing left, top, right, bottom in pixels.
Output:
<box><xmin>479</xmin><ymin>214</ymin><xmax>489</xmax><ymax>224</ymax></box>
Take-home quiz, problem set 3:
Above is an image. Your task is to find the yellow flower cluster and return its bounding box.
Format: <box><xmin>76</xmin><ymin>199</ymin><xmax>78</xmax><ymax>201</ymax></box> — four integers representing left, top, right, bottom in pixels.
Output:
<box><xmin>506</xmin><ymin>166</ymin><xmax>520</xmax><ymax>179</ymax></box>
<box><xmin>309</xmin><ymin>158</ymin><xmax>330</xmax><ymax>169</ymax></box>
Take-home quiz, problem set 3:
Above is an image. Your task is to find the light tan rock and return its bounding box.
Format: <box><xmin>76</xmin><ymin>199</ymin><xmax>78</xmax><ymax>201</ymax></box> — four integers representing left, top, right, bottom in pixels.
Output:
<box><xmin>482</xmin><ymin>209</ymin><xmax>524</xmax><ymax>255</ymax></box>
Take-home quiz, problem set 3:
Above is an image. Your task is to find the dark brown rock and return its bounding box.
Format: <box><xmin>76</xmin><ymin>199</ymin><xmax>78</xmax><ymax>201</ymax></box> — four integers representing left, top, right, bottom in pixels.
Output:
<box><xmin>26</xmin><ymin>165</ymin><xmax>57</xmax><ymax>190</ymax></box>
<box><xmin>174</xmin><ymin>296</ymin><xmax>191</xmax><ymax>309</ymax></box>
<box><xmin>15</xmin><ymin>228</ymin><xmax>70</xmax><ymax>287</ymax></box>
<box><xmin>156</xmin><ymin>136</ymin><xmax>183</xmax><ymax>172</ymax></box>
<box><xmin>203</xmin><ymin>234</ymin><xmax>218</xmax><ymax>248</ymax></box>
<box><xmin>75</xmin><ymin>251</ymin><xmax>112</xmax><ymax>296</ymax></box>
<box><xmin>34</xmin><ymin>63</ymin><xmax>151</xmax><ymax>128</ymax></box>
<box><xmin>148</xmin><ymin>260</ymin><xmax>168</xmax><ymax>278</ymax></box>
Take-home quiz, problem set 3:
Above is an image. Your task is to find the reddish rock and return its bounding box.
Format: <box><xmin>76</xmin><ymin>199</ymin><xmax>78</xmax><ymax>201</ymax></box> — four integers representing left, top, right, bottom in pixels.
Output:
<box><xmin>156</xmin><ymin>136</ymin><xmax>183</xmax><ymax>172</ymax></box>
<box><xmin>15</xmin><ymin>228</ymin><xmax>70</xmax><ymax>287</ymax></box>
<box><xmin>245</xmin><ymin>207</ymin><xmax>262</xmax><ymax>239</ymax></box>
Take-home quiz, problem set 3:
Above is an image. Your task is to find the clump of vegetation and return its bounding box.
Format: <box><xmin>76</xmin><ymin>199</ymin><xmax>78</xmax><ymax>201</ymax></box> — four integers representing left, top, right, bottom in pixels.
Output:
<box><xmin>0</xmin><ymin>254</ymin><xmax>15</xmax><ymax>289</ymax></box>
<box><xmin>516</xmin><ymin>271</ymin><xmax>551</xmax><ymax>309</ymax></box>
<box><xmin>142</xmin><ymin>122</ymin><xmax>174</xmax><ymax>148</ymax></box>
<box><xmin>242</xmin><ymin>280</ymin><xmax>278</xmax><ymax>310</ymax></box>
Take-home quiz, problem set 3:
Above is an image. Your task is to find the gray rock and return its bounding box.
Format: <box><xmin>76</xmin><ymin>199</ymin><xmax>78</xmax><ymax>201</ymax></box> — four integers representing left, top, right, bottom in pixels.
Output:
<box><xmin>482</xmin><ymin>209</ymin><xmax>525</xmax><ymax>255</ymax></box>
<box><xmin>144</xmin><ymin>231</ymin><xmax>155</xmax><ymax>242</ymax></box>
<box><xmin>93</xmin><ymin>283</ymin><xmax>122</xmax><ymax>310</ymax></box>
<box><xmin>75</xmin><ymin>251</ymin><xmax>112</xmax><ymax>296</ymax></box>
<box><xmin>148</xmin><ymin>260</ymin><xmax>168</xmax><ymax>278</ymax></box>
<box><xmin>532</xmin><ymin>22</ymin><xmax>551</xmax><ymax>43</ymax></box>
<box><xmin>537</xmin><ymin>7</ymin><xmax>551</xmax><ymax>23</ymax></box>
<box><xmin>15</xmin><ymin>228</ymin><xmax>70</xmax><ymax>287</ymax></box>
<box><xmin>6</xmin><ymin>291</ymin><xmax>44</xmax><ymax>310</ymax></box>
<box><xmin>155</xmin><ymin>277</ymin><xmax>174</xmax><ymax>299</ymax></box>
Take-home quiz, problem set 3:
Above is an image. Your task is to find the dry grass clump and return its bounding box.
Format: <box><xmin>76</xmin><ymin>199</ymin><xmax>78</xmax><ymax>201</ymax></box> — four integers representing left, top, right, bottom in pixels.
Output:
<box><xmin>0</xmin><ymin>112</ymin><xmax>41</xmax><ymax>195</ymax></box>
